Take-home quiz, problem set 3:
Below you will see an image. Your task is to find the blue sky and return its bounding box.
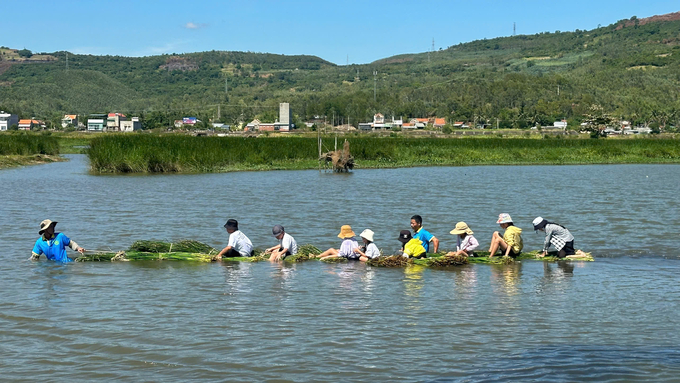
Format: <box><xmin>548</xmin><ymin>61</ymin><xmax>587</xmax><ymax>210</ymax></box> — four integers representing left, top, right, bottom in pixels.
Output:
<box><xmin>3</xmin><ymin>0</ymin><xmax>678</xmax><ymax>64</ymax></box>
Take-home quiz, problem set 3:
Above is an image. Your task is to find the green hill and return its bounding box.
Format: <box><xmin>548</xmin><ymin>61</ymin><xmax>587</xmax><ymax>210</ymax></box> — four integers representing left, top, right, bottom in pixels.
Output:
<box><xmin>1</xmin><ymin>12</ymin><xmax>680</xmax><ymax>129</ymax></box>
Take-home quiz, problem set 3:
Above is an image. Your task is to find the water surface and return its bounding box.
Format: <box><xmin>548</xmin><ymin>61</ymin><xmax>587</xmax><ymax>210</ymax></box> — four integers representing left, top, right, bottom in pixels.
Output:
<box><xmin>1</xmin><ymin>156</ymin><xmax>679</xmax><ymax>382</ymax></box>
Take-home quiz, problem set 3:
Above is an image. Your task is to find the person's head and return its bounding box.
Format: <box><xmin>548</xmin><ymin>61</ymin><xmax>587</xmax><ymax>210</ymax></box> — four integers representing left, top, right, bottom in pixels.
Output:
<box><xmin>224</xmin><ymin>219</ymin><xmax>238</xmax><ymax>234</ymax></box>
<box><xmin>450</xmin><ymin>221</ymin><xmax>473</xmax><ymax>239</ymax></box>
<box><xmin>398</xmin><ymin>229</ymin><xmax>412</xmax><ymax>245</ymax></box>
<box><xmin>360</xmin><ymin>229</ymin><xmax>375</xmax><ymax>244</ymax></box>
<box><xmin>39</xmin><ymin>219</ymin><xmax>57</xmax><ymax>237</ymax></box>
<box><xmin>272</xmin><ymin>224</ymin><xmax>285</xmax><ymax>240</ymax></box>
<box><xmin>497</xmin><ymin>213</ymin><xmax>513</xmax><ymax>229</ymax></box>
<box><xmin>410</xmin><ymin>215</ymin><xmax>423</xmax><ymax>231</ymax></box>
<box><xmin>338</xmin><ymin>225</ymin><xmax>356</xmax><ymax>239</ymax></box>
<box><xmin>532</xmin><ymin>217</ymin><xmax>548</xmax><ymax>232</ymax></box>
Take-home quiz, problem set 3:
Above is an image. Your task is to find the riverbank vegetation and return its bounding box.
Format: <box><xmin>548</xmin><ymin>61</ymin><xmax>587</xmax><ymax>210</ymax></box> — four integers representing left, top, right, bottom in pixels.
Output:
<box><xmin>0</xmin><ymin>133</ymin><xmax>62</xmax><ymax>169</ymax></box>
<box><xmin>87</xmin><ymin>135</ymin><xmax>680</xmax><ymax>173</ymax></box>
<box><xmin>2</xmin><ymin>14</ymin><xmax>680</xmax><ymax>131</ymax></box>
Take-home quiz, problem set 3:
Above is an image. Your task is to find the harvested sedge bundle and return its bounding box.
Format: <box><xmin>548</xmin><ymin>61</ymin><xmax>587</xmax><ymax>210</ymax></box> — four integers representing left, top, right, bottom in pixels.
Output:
<box><xmin>367</xmin><ymin>255</ymin><xmax>413</xmax><ymax>267</ymax></box>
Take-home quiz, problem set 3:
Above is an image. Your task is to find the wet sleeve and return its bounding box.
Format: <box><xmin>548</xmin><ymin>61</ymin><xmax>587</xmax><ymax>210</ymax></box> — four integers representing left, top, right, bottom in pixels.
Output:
<box><xmin>543</xmin><ymin>227</ymin><xmax>553</xmax><ymax>251</ymax></box>
<box><xmin>32</xmin><ymin>240</ymin><xmax>42</xmax><ymax>255</ymax></box>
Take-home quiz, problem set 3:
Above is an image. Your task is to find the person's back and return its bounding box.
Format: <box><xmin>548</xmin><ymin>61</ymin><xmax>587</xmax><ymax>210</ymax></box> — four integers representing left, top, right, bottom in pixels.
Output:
<box><xmin>229</xmin><ymin>229</ymin><xmax>253</xmax><ymax>257</ymax></box>
<box><xmin>338</xmin><ymin>237</ymin><xmax>360</xmax><ymax>259</ymax></box>
<box><xmin>280</xmin><ymin>232</ymin><xmax>298</xmax><ymax>255</ymax></box>
<box><xmin>404</xmin><ymin>238</ymin><xmax>426</xmax><ymax>258</ymax></box>
<box><xmin>503</xmin><ymin>225</ymin><xmax>523</xmax><ymax>253</ymax></box>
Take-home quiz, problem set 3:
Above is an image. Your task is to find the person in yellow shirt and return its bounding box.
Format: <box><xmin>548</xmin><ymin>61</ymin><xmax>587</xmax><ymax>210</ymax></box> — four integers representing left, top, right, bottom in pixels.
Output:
<box><xmin>398</xmin><ymin>230</ymin><xmax>426</xmax><ymax>258</ymax></box>
<box><xmin>488</xmin><ymin>213</ymin><xmax>523</xmax><ymax>258</ymax></box>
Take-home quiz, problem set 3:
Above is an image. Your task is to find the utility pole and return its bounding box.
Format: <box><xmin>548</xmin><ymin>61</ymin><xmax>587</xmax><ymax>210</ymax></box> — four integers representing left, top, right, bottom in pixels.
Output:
<box><xmin>65</xmin><ymin>52</ymin><xmax>68</xmax><ymax>71</ymax></box>
<box><xmin>217</xmin><ymin>104</ymin><xmax>221</xmax><ymax>119</ymax></box>
<box><xmin>373</xmin><ymin>70</ymin><xmax>377</xmax><ymax>102</ymax></box>
<box><xmin>557</xmin><ymin>85</ymin><xmax>560</xmax><ymax>96</ymax></box>
<box><xmin>513</xmin><ymin>22</ymin><xmax>516</xmax><ymax>36</ymax></box>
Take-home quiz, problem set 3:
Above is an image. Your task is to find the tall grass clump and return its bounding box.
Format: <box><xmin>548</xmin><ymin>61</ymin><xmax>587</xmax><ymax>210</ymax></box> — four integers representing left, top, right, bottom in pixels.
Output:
<box><xmin>0</xmin><ymin>133</ymin><xmax>60</xmax><ymax>155</ymax></box>
<box><xmin>88</xmin><ymin>135</ymin><xmax>680</xmax><ymax>173</ymax></box>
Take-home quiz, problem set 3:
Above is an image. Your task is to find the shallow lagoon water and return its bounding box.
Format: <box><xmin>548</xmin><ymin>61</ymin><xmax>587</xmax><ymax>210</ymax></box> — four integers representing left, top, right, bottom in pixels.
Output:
<box><xmin>1</xmin><ymin>155</ymin><xmax>679</xmax><ymax>382</ymax></box>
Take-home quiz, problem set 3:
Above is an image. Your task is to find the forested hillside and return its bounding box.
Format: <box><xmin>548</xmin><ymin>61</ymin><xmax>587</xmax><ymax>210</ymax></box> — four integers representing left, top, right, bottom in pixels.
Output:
<box><xmin>1</xmin><ymin>12</ymin><xmax>680</xmax><ymax>129</ymax></box>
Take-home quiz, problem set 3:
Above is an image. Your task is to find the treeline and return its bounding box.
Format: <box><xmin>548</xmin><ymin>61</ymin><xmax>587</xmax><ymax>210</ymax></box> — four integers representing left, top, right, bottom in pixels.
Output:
<box><xmin>1</xmin><ymin>16</ymin><xmax>680</xmax><ymax>129</ymax></box>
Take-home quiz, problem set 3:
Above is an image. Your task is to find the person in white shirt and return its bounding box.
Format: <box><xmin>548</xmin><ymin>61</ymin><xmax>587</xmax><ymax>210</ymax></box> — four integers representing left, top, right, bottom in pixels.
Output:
<box><xmin>216</xmin><ymin>219</ymin><xmax>253</xmax><ymax>259</ymax></box>
<box><xmin>356</xmin><ymin>229</ymin><xmax>381</xmax><ymax>262</ymax></box>
<box><xmin>446</xmin><ymin>222</ymin><xmax>479</xmax><ymax>257</ymax></box>
<box><xmin>266</xmin><ymin>225</ymin><xmax>298</xmax><ymax>261</ymax></box>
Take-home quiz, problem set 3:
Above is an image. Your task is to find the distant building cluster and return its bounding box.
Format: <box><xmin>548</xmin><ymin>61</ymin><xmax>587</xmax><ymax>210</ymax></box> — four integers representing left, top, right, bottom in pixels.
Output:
<box><xmin>357</xmin><ymin>114</ymin><xmax>447</xmax><ymax>131</ymax></box>
<box><xmin>244</xmin><ymin>103</ymin><xmax>293</xmax><ymax>132</ymax></box>
<box><xmin>86</xmin><ymin>113</ymin><xmax>141</xmax><ymax>132</ymax></box>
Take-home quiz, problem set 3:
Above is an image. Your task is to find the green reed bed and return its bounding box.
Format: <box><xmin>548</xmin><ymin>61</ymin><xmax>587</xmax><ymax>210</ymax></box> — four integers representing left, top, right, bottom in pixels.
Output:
<box><xmin>88</xmin><ymin>135</ymin><xmax>680</xmax><ymax>173</ymax></box>
<box><xmin>0</xmin><ymin>133</ymin><xmax>60</xmax><ymax>156</ymax></box>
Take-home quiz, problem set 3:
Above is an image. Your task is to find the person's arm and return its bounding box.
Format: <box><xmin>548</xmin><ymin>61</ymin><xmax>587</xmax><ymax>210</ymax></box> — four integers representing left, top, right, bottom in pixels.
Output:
<box><xmin>68</xmin><ymin>240</ymin><xmax>86</xmax><ymax>254</ymax></box>
<box><xmin>431</xmin><ymin>236</ymin><xmax>439</xmax><ymax>253</ymax></box>
<box><xmin>30</xmin><ymin>241</ymin><xmax>42</xmax><ymax>260</ymax></box>
<box><xmin>217</xmin><ymin>245</ymin><xmax>233</xmax><ymax>258</ymax></box>
<box><xmin>465</xmin><ymin>236</ymin><xmax>479</xmax><ymax>252</ymax></box>
<box><xmin>543</xmin><ymin>227</ymin><xmax>553</xmax><ymax>253</ymax></box>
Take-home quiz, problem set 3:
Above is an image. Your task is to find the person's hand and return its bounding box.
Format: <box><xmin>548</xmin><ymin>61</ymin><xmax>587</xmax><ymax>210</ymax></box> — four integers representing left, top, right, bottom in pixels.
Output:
<box><xmin>537</xmin><ymin>251</ymin><xmax>546</xmax><ymax>258</ymax></box>
<box><xmin>29</xmin><ymin>254</ymin><xmax>40</xmax><ymax>261</ymax></box>
<box><xmin>77</xmin><ymin>247</ymin><xmax>86</xmax><ymax>254</ymax></box>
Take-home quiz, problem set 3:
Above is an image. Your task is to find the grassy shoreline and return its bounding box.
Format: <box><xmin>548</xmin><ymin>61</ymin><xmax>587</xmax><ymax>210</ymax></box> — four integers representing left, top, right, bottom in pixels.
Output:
<box><xmin>0</xmin><ymin>133</ymin><xmax>62</xmax><ymax>169</ymax></box>
<box><xmin>88</xmin><ymin>135</ymin><xmax>680</xmax><ymax>173</ymax></box>
<box><xmin>0</xmin><ymin>154</ymin><xmax>65</xmax><ymax>169</ymax></box>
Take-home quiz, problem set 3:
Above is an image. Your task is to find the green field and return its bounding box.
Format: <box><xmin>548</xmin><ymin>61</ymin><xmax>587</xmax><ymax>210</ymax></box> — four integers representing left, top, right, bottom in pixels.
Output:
<box><xmin>87</xmin><ymin>135</ymin><xmax>680</xmax><ymax>173</ymax></box>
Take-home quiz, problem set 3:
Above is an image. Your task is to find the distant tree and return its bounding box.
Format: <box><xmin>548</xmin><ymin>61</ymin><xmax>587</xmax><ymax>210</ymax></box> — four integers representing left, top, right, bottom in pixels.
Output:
<box><xmin>17</xmin><ymin>49</ymin><xmax>32</xmax><ymax>58</ymax></box>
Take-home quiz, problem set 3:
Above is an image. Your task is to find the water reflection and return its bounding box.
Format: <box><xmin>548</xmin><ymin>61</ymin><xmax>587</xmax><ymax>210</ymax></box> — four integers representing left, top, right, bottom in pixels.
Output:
<box><xmin>403</xmin><ymin>264</ymin><xmax>425</xmax><ymax>326</ymax></box>
<box><xmin>30</xmin><ymin>262</ymin><xmax>72</xmax><ymax>304</ymax></box>
<box><xmin>220</xmin><ymin>262</ymin><xmax>254</xmax><ymax>295</ymax></box>
<box><xmin>490</xmin><ymin>263</ymin><xmax>523</xmax><ymax>296</ymax></box>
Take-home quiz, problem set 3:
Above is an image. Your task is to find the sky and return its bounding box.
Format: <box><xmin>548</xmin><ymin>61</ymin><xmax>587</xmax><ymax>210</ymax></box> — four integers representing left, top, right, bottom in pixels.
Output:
<box><xmin>2</xmin><ymin>0</ymin><xmax>679</xmax><ymax>65</ymax></box>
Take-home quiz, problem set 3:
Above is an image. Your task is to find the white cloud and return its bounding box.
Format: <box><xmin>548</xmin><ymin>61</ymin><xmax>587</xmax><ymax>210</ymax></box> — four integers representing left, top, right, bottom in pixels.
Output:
<box><xmin>184</xmin><ymin>22</ymin><xmax>208</xmax><ymax>30</ymax></box>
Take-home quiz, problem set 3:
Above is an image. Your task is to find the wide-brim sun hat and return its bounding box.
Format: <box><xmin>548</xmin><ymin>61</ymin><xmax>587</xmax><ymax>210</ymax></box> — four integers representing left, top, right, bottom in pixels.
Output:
<box><xmin>450</xmin><ymin>221</ymin><xmax>473</xmax><ymax>235</ymax></box>
<box><xmin>533</xmin><ymin>217</ymin><xmax>548</xmax><ymax>230</ymax></box>
<box><xmin>338</xmin><ymin>225</ymin><xmax>356</xmax><ymax>239</ymax></box>
<box><xmin>497</xmin><ymin>213</ymin><xmax>513</xmax><ymax>224</ymax></box>
<box><xmin>39</xmin><ymin>219</ymin><xmax>57</xmax><ymax>235</ymax></box>
<box><xmin>398</xmin><ymin>230</ymin><xmax>412</xmax><ymax>244</ymax></box>
<box><xmin>359</xmin><ymin>229</ymin><xmax>374</xmax><ymax>242</ymax></box>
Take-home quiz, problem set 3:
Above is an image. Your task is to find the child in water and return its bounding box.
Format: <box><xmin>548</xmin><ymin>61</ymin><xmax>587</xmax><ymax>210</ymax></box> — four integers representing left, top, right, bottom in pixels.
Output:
<box><xmin>488</xmin><ymin>213</ymin><xmax>523</xmax><ymax>258</ymax></box>
<box><xmin>316</xmin><ymin>225</ymin><xmax>361</xmax><ymax>260</ymax></box>
<box><xmin>446</xmin><ymin>222</ymin><xmax>479</xmax><ymax>257</ymax></box>
<box><xmin>355</xmin><ymin>229</ymin><xmax>380</xmax><ymax>262</ymax></box>
<box><xmin>397</xmin><ymin>230</ymin><xmax>427</xmax><ymax>258</ymax></box>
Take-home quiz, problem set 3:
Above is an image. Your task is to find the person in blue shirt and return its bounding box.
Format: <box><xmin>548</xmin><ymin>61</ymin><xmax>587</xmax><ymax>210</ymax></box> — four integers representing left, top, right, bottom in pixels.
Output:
<box><xmin>31</xmin><ymin>220</ymin><xmax>86</xmax><ymax>262</ymax></box>
<box><xmin>411</xmin><ymin>215</ymin><xmax>439</xmax><ymax>254</ymax></box>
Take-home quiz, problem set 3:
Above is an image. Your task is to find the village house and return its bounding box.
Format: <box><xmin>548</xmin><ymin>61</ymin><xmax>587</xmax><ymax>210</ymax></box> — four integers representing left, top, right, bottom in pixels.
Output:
<box><xmin>410</xmin><ymin>118</ymin><xmax>429</xmax><ymax>129</ymax></box>
<box><xmin>61</xmin><ymin>114</ymin><xmax>78</xmax><ymax>128</ymax></box>
<box><xmin>245</xmin><ymin>119</ymin><xmax>261</xmax><ymax>131</ymax></box>
<box><xmin>18</xmin><ymin>119</ymin><xmax>45</xmax><ymax>130</ymax></box>
<box><xmin>87</xmin><ymin>119</ymin><xmax>105</xmax><ymax>131</ymax></box>
<box><xmin>0</xmin><ymin>111</ymin><xmax>18</xmax><ymax>131</ymax></box>
<box><xmin>433</xmin><ymin>118</ymin><xmax>446</xmax><ymax>128</ymax></box>
<box><xmin>106</xmin><ymin>113</ymin><xmax>127</xmax><ymax>131</ymax></box>
<box><xmin>120</xmin><ymin>117</ymin><xmax>142</xmax><ymax>132</ymax></box>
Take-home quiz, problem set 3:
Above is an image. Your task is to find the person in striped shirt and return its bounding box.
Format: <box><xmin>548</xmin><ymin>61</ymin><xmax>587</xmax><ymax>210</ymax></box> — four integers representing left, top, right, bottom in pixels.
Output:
<box><xmin>533</xmin><ymin>217</ymin><xmax>575</xmax><ymax>258</ymax></box>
